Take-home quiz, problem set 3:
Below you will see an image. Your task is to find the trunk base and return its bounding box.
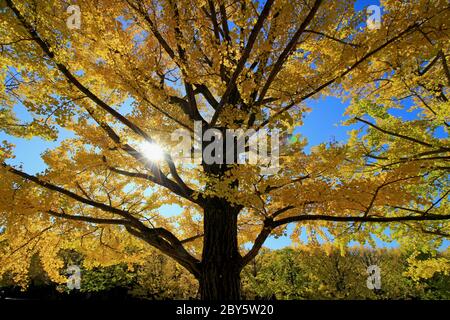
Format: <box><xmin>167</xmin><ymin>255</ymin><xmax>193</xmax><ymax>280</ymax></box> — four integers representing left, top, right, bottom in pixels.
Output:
<box><xmin>199</xmin><ymin>268</ymin><xmax>241</xmax><ymax>300</ymax></box>
<box><xmin>200</xmin><ymin>199</ymin><xmax>242</xmax><ymax>300</ymax></box>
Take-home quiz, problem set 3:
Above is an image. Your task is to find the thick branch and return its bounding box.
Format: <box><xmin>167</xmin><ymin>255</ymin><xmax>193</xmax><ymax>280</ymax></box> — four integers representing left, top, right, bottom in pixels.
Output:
<box><xmin>180</xmin><ymin>233</ymin><xmax>204</xmax><ymax>244</ymax></box>
<box><xmin>241</xmin><ymin>219</ymin><xmax>273</xmax><ymax>266</ymax></box>
<box><xmin>7</xmin><ymin>0</ymin><xmax>197</xmax><ymax>205</ymax></box>
<box><xmin>304</xmin><ymin>29</ymin><xmax>360</xmax><ymax>48</ymax></box>
<box><xmin>272</xmin><ymin>213</ymin><xmax>450</xmax><ymax>227</ymax></box>
<box><xmin>126</xmin><ymin>0</ymin><xmax>176</xmax><ymax>60</ymax></box>
<box><xmin>355</xmin><ymin>117</ymin><xmax>449</xmax><ymax>150</ymax></box>
<box><xmin>48</xmin><ymin>210</ymin><xmax>130</xmax><ymax>226</ymax></box>
<box><xmin>125</xmin><ymin>225</ymin><xmax>200</xmax><ymax>277</ymax></box>
<box><xmin>85</xmin><ymin>107</ymin><xmax>198</xmax><ymax>203</ymax></box>
<box><xmin>256</xmin><ymin>0</ymin><xmax>323</xmax><ymax>103</ymax></box>
<box><xmin>439</xmin><ymin>50</ymin><xmax>450</xmax><ymax>86</ymax></box>
<box><xmin>6</xmin><ymin>0</ymin><xmax>152</xmax><ymax>143</ymax></box>
<box><xmin>258</xmin><ymin>22</ymin><xmax>422</xmax><ymax>129</ymax></box>
<box><xmin>3</xmin><ymin>163</ymin><xmax>142</xmax><ymax>225</ymax></box>
<box><xmin>2</xmin><ymin>163</ymin><xmax>200</xmax><ymax>276</ymax></box>
<box><xmin>210</xmin><ymin>0</ymin><xmax>275</xmax><ymax>126</ymax></box>
<box><xmin>242</xmin><ymin>210</ymin><xmax>450</xmax><ymax>267</ymax></box>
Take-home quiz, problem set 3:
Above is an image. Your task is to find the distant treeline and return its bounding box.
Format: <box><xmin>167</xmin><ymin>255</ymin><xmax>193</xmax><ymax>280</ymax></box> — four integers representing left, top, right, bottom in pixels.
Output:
<box><xmin>1</xmin><ymin>247</ymin><xmax>449</xmax><ymax>300</ymax></box>
<box><xmin>241</xmin><ymin>247</ymin><xmax>449</xmax><ymax>300</ymax></box>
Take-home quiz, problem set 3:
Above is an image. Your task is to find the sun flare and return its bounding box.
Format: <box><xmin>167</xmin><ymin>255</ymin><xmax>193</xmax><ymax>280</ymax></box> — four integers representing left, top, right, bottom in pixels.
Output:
<box><xmin>140</xmin><ymin>142</ymin><xmax>165</xmax><ymax>162</ymax></box>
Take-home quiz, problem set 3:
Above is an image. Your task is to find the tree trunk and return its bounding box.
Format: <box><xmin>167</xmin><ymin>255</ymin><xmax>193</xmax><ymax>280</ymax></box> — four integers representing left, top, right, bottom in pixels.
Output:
<box><xmin>199</xmin><ymin>199</ymin><xmax>241</xmax><ymax>300</ymax></box>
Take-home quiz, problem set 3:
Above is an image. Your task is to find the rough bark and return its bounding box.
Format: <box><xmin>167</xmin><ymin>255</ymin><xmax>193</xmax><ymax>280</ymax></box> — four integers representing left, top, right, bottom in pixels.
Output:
<box><xmin>199</xmin><ymin>198</ymin><xmax>242</xmax><ymax>300</ymax></box>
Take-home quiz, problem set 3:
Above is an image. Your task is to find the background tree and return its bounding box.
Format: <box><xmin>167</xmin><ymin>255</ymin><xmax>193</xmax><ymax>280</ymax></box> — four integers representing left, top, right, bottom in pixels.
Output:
<box><xmin>0</xmin><ymin>248</ymin><xmax>197</xmax><ymax>300</ymax></box>
<box><xmin>241</xmin><ymin>246</ymin><xmax>442</xmax><ymax>300</ymax></box>
<box><xmin>0</xmin><ymin>0</ymin><xmax>449</xmax><ymax>299</ymax></box>
<box><xmin>4</xmin><ymin>246</ymin><xmax>447</xmax><ymax>300</ymax></box>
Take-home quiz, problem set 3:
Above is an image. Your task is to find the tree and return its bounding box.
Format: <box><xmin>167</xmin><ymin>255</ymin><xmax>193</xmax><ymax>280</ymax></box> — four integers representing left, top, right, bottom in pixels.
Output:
<box><xmin>0</xmin><ymin>248</ymin><xmax>197</xmax><ymax>300</ymax></box>
<box><xmin>130</xmin><ymin>252</ymin><xmax>198</xmax><ymax>300</ymax></box>
<box><xmin>0</xmin><ymin>0</ymin><xmax>449</xmax><ymax>300</ymax></box>
<box><xmin>242</xmin><ymin>248</ymin><xmax>308</xmax><ymax>299</ymax></box>
<box><xmin>241</xmin><ymin>246</ymin><xmax>434</xmax><ymax>300</ymax></box>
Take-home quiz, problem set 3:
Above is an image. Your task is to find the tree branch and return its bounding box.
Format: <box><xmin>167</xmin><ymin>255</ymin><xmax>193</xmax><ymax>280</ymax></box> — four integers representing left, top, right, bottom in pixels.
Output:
<box><xmin>256</xmin><ymin>0</ymin><xmax>323</xmax><ymax>103</ymax></box>
<box><xmin>304</xmin><ymin>29</ymin><xmax>360</xmax><ymax>48</ymax></box>
<box><xmin>258</xmin><ymin>22</ymin><xmax>422</xmax><ymax>129</ymax></box>
<box><xmin>272</xmin><ymin>213</ymin><xmax>450</xmax><ymax>227</ymax></box>
<box><xmin>2</xmin><ymin>162</ymin><xmax>201</xmax><ymax>276</ymax></box>
<box><xmin>210</xmin><ymin>0</ymin><xmax>275</xmax><ymax>126</ymax></box>
<box><xmin>48</xmin><ymin>210</ymin><xmax>131</xmax><ymax>226</ymax></box>
<box><xmin>355</xmin><ymin>117</ymin><xmax>449</xmax><ymax>150</ymax></box>
<box><xmin>125</xmin><ymin>225</ymin><xmax>201</xmax><ymax>277</ymax></box>
<box><xmin>180</xmin><ymin>233</ymin><xmax>204</xmax><ymax>244</ymax></box>
<box><xmin>2</xmin><ymin>162</ymin><xmax>143</xmax><ymax>225</ymax></box>
<box><xmin>242</xmin><ymin>209</ymin><xmax>450</xmax><ymax>267</ymax></box>
<box><xmin>241</xmin><ymin>219</ymin><xmax>273</xmax><ymax>266</ymax></box>
<box><xmin>6</xmin><ymin>0</ymin><xmax>153</xmax><ymax>143</ymax></box>
<box><xmin>439</xmin><ymin>50</ymin><xmax>450</xmax><ymax>86</ymax></box>
<box><xmin>194</xmin><ymin>84</ymin><xmax>219</xmax><ymax>109</ymax></box>
<box><xmin>86</xmin><ymin>107</ymin><xmax>195</xmax><ymax>203</ymax></box>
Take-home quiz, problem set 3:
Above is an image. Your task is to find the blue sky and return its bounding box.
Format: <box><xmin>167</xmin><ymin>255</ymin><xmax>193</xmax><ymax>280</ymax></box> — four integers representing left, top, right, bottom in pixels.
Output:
<box><xmin>2</xmin><ymin>0</ymin><xmax>447</xmax><ymax>251</ymax></box>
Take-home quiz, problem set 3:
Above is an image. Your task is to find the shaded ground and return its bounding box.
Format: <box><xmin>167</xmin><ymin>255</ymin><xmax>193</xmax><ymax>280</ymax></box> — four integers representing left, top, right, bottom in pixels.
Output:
<box><xmin>0</xmin><ymin>284</ymin><xmax>143</xmax><ymax>301</ymax></box>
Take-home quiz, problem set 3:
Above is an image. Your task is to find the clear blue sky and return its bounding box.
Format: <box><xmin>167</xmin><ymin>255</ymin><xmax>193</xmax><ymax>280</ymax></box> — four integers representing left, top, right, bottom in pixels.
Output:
<box><xmin>2</xmin><ymin>0</ymin><xmax>447</xmax><ymax>251</ymax></box>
